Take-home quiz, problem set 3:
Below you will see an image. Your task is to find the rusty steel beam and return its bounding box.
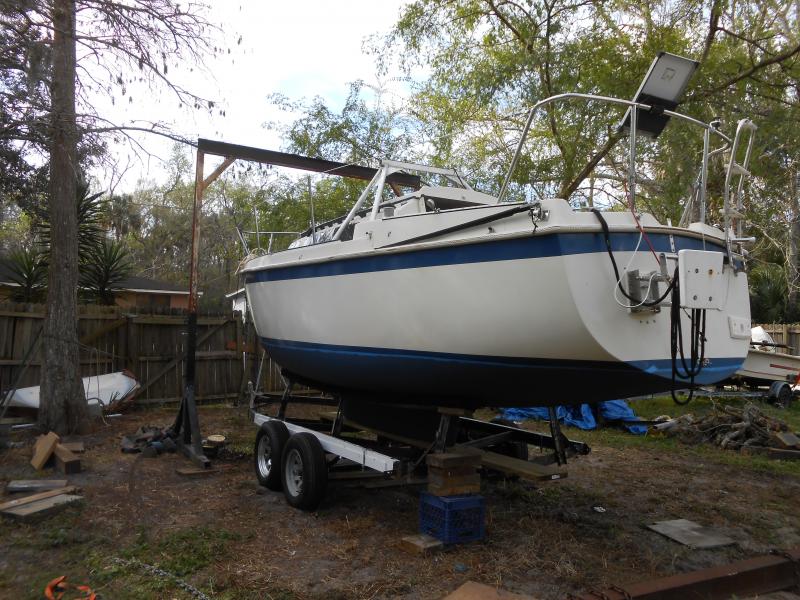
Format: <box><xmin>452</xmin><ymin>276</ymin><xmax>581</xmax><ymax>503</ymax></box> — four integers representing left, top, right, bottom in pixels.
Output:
<box><xmin>576</xmin><ymin>547</ymin><xmax>800</xmax><ymax>600</ymax></box>
<box><xmin>196</xmin><ymin>138</ymin><xmax>421</xmax><ymax>189</ymax></box>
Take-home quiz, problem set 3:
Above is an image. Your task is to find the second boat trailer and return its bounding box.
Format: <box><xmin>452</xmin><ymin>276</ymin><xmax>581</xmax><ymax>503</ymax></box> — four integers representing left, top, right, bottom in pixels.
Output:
<box><xmin>249</xmin><ymin>381</ymin><xmax>590</xmax><ymax>510</ymax></box>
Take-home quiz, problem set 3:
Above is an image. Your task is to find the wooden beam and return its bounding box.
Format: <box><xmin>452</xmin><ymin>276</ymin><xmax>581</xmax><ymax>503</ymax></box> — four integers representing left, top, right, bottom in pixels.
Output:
<box><xmin>0</xmin><ymin>486</ymin><xmax>78</xmax><ymax>511</ymax></box>
<box><xmin>197</xmin><ymin>138</ymin><xmax>421</xmax><ymax>189</ymax></box>
<box><xmin>201</xmin><ymin>156</ymin><xmax>235</xmax><ymax>191</ymax></box>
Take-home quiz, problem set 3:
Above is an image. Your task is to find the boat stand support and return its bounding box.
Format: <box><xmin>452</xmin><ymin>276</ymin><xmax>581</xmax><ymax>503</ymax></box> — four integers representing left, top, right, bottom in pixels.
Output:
<box><xmin>547</xmin><ymin>405</ymin><xmax>569</xmax><ymax>466</ymax></box>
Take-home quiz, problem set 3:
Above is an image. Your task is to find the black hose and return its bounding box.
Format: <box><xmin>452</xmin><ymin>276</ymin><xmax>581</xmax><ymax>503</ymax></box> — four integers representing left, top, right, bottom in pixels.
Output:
<box><xmin>591</xmin><ymin>209</ymin><xmax>675</xmax><ymax>306</ymax></box>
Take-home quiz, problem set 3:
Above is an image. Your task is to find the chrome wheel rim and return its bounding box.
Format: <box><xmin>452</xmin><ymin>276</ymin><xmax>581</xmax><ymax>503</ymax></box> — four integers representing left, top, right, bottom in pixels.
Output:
<box><xmin>256</xmin><ymin>435</ymin><xmax>272</xmax><ymax>479</ymax></box>
<box><xmin>285</xmin><ymin>448</ymin><xmax>303</xmax><ymax>497</ymax></box>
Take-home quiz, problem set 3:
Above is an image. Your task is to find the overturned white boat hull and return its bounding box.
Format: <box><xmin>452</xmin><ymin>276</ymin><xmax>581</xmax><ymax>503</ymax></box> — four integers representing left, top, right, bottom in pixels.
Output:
<box><xmin>5</xmin><ymin>371</ymin><xmax>140</xmax><ymax>410</ymax></box>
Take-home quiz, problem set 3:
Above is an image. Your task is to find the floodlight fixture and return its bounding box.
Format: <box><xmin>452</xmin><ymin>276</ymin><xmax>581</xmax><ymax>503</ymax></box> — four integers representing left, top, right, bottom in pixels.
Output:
<box><xmin>619</xmin><ymin>52</ymin><xmax>699</xmax><ymax>138</ymax></box>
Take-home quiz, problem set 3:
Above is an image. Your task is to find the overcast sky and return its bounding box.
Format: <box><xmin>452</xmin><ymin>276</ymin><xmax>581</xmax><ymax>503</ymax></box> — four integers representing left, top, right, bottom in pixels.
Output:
<box><xmin>94</xmin><ymin>0</ymin><xmax>409</xmax><ymax>192</ymax></box>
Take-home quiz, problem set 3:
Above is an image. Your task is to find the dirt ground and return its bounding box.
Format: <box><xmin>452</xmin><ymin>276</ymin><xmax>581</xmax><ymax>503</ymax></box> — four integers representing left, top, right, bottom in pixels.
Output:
<box><xmin>2</xmin><ymin>397</ymin><xmax>800</xmax><ymax>599</ymax></box>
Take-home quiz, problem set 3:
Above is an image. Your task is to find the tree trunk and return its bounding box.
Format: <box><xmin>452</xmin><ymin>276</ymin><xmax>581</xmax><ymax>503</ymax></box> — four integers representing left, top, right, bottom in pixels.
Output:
<box><xmin>39</xmin><ymin>0</ymin><xmax>89</xmax><ymax>434</ymax></box>
<box><xmin>788</xmin><ymin>170</ymin><xmax>800</xmax><ymax>320</ymax></box>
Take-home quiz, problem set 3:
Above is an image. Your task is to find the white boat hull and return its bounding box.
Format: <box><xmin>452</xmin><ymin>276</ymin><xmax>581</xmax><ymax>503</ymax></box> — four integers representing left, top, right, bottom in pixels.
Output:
<box><xmin>735</xmin><ymin>349</ymin><xmax>800</xmax><ymax>385</ymax></box>
<box><xmin>5</xmin><ymin>371</ymin><xmax>140</xmax><ymax>410</ymax></box>
<box><xmin>244</xmin><ymin>203</ymin><xmax>750</xmax><ymax>407</ymax></box>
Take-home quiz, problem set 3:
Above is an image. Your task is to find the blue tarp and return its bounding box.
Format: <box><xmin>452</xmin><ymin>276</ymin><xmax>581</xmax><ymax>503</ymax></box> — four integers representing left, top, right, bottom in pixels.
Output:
<box><xmin>501</xmin><ymin>400</ymin><xmax>648</xmax><ymax>435</ymax></box>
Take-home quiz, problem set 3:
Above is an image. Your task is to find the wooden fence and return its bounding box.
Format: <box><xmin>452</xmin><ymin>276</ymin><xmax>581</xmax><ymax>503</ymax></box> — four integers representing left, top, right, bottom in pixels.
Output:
<box><xmin>0</xmin><ymin>303</ymin><xmax>284</xmax><ymax>406</ymax></box>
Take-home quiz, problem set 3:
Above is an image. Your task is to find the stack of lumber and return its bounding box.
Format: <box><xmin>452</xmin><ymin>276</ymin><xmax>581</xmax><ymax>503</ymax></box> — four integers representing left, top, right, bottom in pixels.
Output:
<box><xmin>426</xmin><ymin>451</ymin><xmax>482</xmax><ymax>496</ymax></box>
<box><xmin>0</xmin><ymin>484</ymin><xmax>82</xmax><ymax>522</ymax></box>
<box><xmin>657</xmin><ymin>402</ymin><xmax>800</xmax><ymax>458</ymax></box>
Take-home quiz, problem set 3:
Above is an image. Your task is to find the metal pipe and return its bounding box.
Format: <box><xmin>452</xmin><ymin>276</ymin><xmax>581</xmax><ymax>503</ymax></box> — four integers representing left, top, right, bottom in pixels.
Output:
<box><xmin>308</xmin><ymin>175</ymin><xmax>317</xmax><ymax>243</ymax></box>
<box><xmin>628</xmin><ymin>104</ymin><xmax>637</xmax><ymax>210</ymax></box>
<box><xmin>497</xmin><ymin>92</ymin><xmax>734</xmax><ymax>204</ymax></box>
<box><xmin>700</xmin><ymin>127</ymin><xmax>710</xmax><ymax>223</ymax></box>
<box><xmin>369</xmin><ymin>167</ymin><xmax>389</xmax><ymax>221</ymax></box>
<box><xmin>254</xmin><ymin>206</ymin><xmax>260</xmax><ymax>251</ymax></box>
<box><xmin>332</xmin><ymin>169</ymin><xmax>382</xmax><ymax>240</ymax></box>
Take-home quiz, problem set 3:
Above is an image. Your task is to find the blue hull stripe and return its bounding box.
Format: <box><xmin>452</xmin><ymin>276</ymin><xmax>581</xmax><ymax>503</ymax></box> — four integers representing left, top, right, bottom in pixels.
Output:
<box><xmin>260</xmin><ymin>337</ymin><xmax>744</xmax><ymax>404</ymax></box>
<box><xmin>245</xmin><ymin>231</ymin><xmax>724</xmax><ymax>283</ymax></box>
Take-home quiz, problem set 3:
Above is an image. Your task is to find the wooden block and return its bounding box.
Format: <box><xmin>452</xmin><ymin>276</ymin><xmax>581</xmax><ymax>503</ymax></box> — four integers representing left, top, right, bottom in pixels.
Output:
<box><xmin>60</xmin><ymin>442</ymin><xmax>85</xmax><ymax>453</ymax></box>
<box><xmin>771</xmin><ymin>432</ymin><xmax>800</xmax><ymax>449</ymax></box>
<box><xmin>400</xmin><ymin>533</ymin><xmax>443</xmax><ymax>555</ymax></box>
<box><xmin>53</xmin><ymin>444</ymin><xmax>81</xmax><ymax>474</ymax></box>
<box><xmin>427</xmin><ymin>464</ymin><xmax>477</xmax><ymax>478</ymax></box>
<box><xmin>5</xmin><ymin>480</ymin><xmax>68</xmax><ymax>494</ymax></box>
<box><xmin>30</xmin><ymin>432</ymin><xmax>60</xmax><ymax>471</ymax></box>
<box><xmin>428</xmin><ymin>482</ymin><xmax>481</xmax><ymax>497</ymax></box>
<box><xmin>426</xmin><ymin>452</ymin><xmax>482</xmax><ymax>469</ymax></box>
<box><xmin>443</xmin><ymin>581</ymin><xmax>537</xmax><ymax>600</ymax></box>
<box><xmin>1</xmin><ymin>494</ymin><xmax>83</xmax><ymax>523</ymax></box>
<box><xmin>429</xmin><ymin>472</ymin><xmax>480</xmax><ymax>488</ymax></box>
<box><xmin>0</xmin><ymin>486</ymin><xmax>78</xmax><ymax>512</ymax></box>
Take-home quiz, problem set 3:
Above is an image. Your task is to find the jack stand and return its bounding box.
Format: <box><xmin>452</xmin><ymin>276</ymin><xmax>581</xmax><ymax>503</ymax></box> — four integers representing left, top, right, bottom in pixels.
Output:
<box><xmin>547</xmin><ymin>405</ymin><xmax>568</xmax><ymax>466</ymax></box>
<box><xmin>277</xmin><ymin>381</ymin><xmax>293</xmax><ymax>420</ymax></box>
<box><xmin>170</xmin><ymin>313</ymin><xmax>210</xmax><ymax>469</ymax></box>
<box><xmin>330</xmin><ymin>400</ymin><xmax>344</xmax><ymax>437</ymax></box>
<box><xmin>433</xmin><ymin>408</ymin><xmax>470</xmax><ymax>453</ymax></box>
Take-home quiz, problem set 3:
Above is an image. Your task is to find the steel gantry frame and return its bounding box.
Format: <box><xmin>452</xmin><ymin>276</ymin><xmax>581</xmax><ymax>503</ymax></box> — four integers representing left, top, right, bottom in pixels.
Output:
<box><xmin>172</xmin><ymin>139</ymin><xmax>422</xmax><ymax>467</ymax></box>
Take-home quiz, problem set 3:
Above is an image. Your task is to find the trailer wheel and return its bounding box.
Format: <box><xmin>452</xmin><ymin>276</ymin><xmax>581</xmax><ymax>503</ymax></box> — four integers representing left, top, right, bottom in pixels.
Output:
<box><xmin>281</xmin><ymin>433</ymin><xmax>328</xmax><ymax>511</ymax></box>
<box><xmin>778</xmin><ymin>383</ymin><xmax>792</xmax><ymax>408</ymax></box>
<box><xmin>254</xmin><ymin>421</ymin><xmax>289</xmax><ymax>490</ymax></box>
<box><xmin>768</xmin><ymin>382</ymin><xmax>793</xmax><ymax>408</ymax></box>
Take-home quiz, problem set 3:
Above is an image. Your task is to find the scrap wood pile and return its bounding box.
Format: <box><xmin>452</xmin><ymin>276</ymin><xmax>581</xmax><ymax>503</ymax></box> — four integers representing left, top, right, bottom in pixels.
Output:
<box><xmin>0</xmin><ymin>432</ymin><xmax>87</xmax><ymax>522</ymax></box>
<box><xmin>655</xmin><ymin>402</ymin><xmax>800</xmax><ymax>455</ymax></box>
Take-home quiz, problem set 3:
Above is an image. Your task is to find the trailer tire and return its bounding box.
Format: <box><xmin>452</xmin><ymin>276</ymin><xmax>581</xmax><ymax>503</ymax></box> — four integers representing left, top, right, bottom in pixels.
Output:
<box><xmin>281</xmin><ymin>433</ymin><xmax>328</xmax><ymax>511</ymax></box>
<box><xmin>254</xmin><ymin>421</ymin><xmax>289</xmax><ymax>490</ymax></box>
<box><xmin>777</xmin><ymin>383</ymin><xmax>793</xmax><ymax>408</ymax></box>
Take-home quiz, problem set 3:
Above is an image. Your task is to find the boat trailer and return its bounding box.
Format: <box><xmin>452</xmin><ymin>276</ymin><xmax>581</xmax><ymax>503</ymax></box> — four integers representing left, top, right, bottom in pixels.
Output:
<box><xmin>248</xmin><ymin>383</ymin><xmax>590</xmax><ymax>510</ymax></box>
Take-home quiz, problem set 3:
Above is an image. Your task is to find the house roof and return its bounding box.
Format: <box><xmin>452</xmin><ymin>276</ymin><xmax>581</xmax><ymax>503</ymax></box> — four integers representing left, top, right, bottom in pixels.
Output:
<box><xmin>111</xmin><ymin>276</ymin><xmax>190</xmax><ymax>295</ymax></box>
<box><xmin>0</xmin><ymin>260</ymin><xmax>190</xmax><ymax>295</ymax></box>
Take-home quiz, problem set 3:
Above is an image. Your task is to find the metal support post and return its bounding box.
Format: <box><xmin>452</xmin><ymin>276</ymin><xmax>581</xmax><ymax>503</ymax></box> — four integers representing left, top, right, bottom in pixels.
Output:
<box><xmin>277</xmin><ymin>381</ymin><xmax>293</xmax><ymax>420</ymax></box>
<box><xmin>547</xmin><ymin>405</ymin><xmax>568</xmax><ymax>466</ymax></box>
<box><xmin>433</xmin><ymin>413</ymin><xmax>454</xmax><ymax>453</ymax></box>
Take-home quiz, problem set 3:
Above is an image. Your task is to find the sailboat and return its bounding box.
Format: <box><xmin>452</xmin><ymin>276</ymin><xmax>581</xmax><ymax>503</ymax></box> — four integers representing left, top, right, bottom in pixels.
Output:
<box><xmin>241</xmin><ymin>53</ymin><xmax>756</xmax><ymax>410</ymax></box>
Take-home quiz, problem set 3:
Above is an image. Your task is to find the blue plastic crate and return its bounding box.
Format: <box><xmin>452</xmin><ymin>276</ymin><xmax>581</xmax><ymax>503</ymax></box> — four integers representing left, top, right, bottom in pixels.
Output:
<box><xmin>419</xmin><ymin>492</ymin><xmax>485</xmax><ymax>544</ymax></box>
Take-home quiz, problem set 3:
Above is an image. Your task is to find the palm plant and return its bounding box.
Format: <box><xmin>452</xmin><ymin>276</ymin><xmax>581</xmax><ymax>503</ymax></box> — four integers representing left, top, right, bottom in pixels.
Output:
<box><xmin>80</xmin><ymin>240</ymin><xmax>132</xmax><ymax>305</ymax></box>
<box><xmin>749</xmin><ymin>262</ymin><xmax>788</xmax><ymax>323</ymax></box>
<box><xmin>5</xmin><ymin>247</ymin><xmax>48</xmax><ymax>303</ymax></box>
<box><xmin>35</xmin><ymin>181</ymin><xmax>106</xmax><ymax>264</ymax></box>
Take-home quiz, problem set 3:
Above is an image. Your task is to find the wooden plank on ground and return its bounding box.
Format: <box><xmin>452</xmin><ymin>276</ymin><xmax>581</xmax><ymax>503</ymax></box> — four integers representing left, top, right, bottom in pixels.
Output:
<box><xmin>1</xmin><ymin>494</ymin><xmax>83</xmax><ymax>522</ymax></box>
<box><xmin>30</xmin><ymin>432</ymin><xmax>60</xmax><ymax>471</ymax></box>
<box><xmin>0</xmin><ymin>486</ymin><xmax>78</xmax><ymax>511</ymax></box>
<box><xmin>400</xmin><ymin>533</ymin><xmax>443</xmax><ymax>555</ymax></box>
<box><xmin>771</xmin><ymin>432</ymin><xmax>800</xmax><ymax>449</ymax></box>
<box><xmin>175</xmin><ymin>464</ymin><xmax>233</xmax><ymax>476</ymax></box>
<box><xmin>742</xmin><ymin>446</ymin><xmax>800</xmax><ymax>460</ymax></box>
<box><xmin>443</xmin><ymin>581</ymin><xmax>538</xmax><ymax>600</ymax></box>
<box><xmin>53</xmin><ymin>444</ymin><xmax>81</xmax><ymax>474</ymax></box>
<box><xmin>5</xmin><ymin>480</ymin><xmax>68</xmax><ymax>493</ymax></box>
<box><xmin>467</xmin><ymin>447</ymin><xmax>567</xmax><ymax>481</ymax></box>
